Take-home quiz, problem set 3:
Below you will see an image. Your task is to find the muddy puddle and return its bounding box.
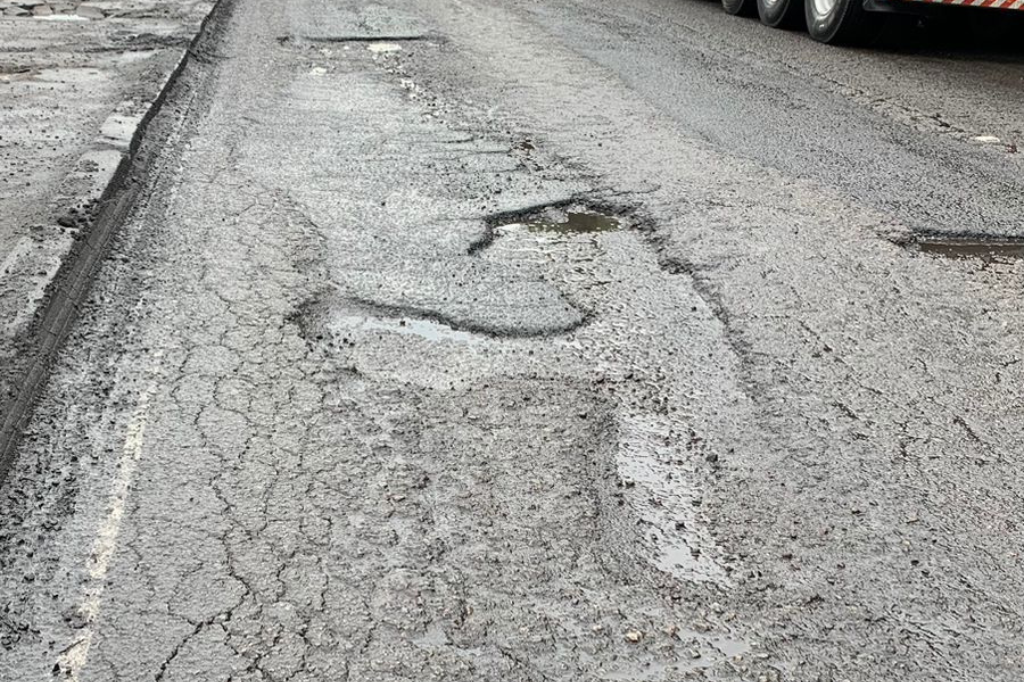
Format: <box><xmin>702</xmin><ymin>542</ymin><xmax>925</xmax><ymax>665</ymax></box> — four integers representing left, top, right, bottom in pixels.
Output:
<box><xmin>601</xmin><ymin>629</ymin><xmax>749</xmax><ymax>679</ymax></box>
<box><xmin>498</xmin><ymin>206</ymin><xmax>621</xmax><ymax>238</ymax></box>
<box><xmin>916</xmin><ymin>238</ymin><xmax>1024</xmax><ymax>263</ymax></box>
<box><xmin>524</xmin><ymin>209</ymin><xmax>620</xmax><ymax>235</ymax></box>
<box><xmin>331</xmin><ymin>313</ymin><xmax>478</xmax><ymax>344</ymax></box>
<box><xmin>614</xmin><ymin>414</ymin><xmax>729</xmax><ymax>585</ymax></box>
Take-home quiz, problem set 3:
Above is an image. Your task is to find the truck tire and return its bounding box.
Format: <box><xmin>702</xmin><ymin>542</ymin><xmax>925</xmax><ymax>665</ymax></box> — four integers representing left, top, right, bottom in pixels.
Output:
<box><xmin>722</xmin><ymin>0</ymin><xmax>756</xmax><ymax>16</ymax></box>
<box><xmin>806</xmin><ymin>0</ymin><xmax>884</xmax><ymax>44</ymax></box>
<box><xmin>757</xmin><ymin>0</ymin><xmax>805</xmax><ymax>28</ymax></box>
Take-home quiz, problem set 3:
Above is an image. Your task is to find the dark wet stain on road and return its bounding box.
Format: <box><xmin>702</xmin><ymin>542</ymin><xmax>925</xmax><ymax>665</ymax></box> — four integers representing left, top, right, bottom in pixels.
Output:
<box><xmin>917</xmin><ymin>238</ymin><xmax>1024</xmax><ymax>263</ymax></box>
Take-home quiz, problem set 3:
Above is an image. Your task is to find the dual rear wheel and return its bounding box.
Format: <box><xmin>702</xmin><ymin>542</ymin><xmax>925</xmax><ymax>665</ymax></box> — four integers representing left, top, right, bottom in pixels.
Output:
<box><xmin>722</xmin><ymin>0</ymin><xmax>883</xmax><ymax>44</ymax></box>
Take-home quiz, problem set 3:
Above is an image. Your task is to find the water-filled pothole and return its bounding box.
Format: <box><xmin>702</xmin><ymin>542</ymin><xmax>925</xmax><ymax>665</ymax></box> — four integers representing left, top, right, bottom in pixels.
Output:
<box><xmin>522</xmin><ymin>208</ymin><xmax>621</xmax><ymax>236</ymax></box>
<box><xmin>915</xmin><ymin>238</ymin><xmax>1024</xmax><ymax>263</ymax></box>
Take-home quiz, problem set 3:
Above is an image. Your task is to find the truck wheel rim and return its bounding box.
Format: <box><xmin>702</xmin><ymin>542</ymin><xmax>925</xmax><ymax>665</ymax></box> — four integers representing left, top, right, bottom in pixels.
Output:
<box><xmin>811</xmin><ymin>0</ymin><xmax>838</xmax><ymax>18</ymax></box>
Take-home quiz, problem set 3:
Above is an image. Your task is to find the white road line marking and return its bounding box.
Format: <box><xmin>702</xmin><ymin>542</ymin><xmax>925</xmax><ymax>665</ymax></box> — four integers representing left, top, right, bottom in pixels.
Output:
<box><xmin>54</xmin><ymin>351</ymin><xmax>164</xmax><ymax>682</ymax></box>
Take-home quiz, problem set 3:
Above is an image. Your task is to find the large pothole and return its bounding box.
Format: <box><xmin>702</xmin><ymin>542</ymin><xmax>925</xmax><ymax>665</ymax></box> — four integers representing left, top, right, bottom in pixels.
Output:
<box><xmin>487</xmin><ymin>202</ymin><xmax>625</xmax><ymax>242</ymax></box>
<box><xmin>330</xmin><ymin>305</ymin><xmax>481</xmax><ymax>345</ymax></box>
<box><xmin>517</xmin><ymin>206</ymin><xmax>621</xmax><ymax>236</ymax></box>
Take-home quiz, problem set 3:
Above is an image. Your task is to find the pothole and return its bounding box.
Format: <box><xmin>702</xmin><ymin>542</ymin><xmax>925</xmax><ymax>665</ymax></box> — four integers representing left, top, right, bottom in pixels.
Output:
<box><xmin>296</xmin><ymin>34</ymin><xmax>437</xmax><ymax>44</ymax></box>
<box><xmin>477</xmin><ymin>204</ymin><xmax>625</xmax><ymax>255</ymax></box>
<box><xmin>366</xmin><ymin>42</ymin><xmax>403</xmax><ymax>54</ymax></box>
<box><xmin>331</xmin><ymin>311</ymin><xmax>479</xmax><ymax>344</ymax></box>
<box><xmin>914</xmin><ymin>238</ymin><xmax>1024</xmax><ymax>263</ymax></box>
<box><xmin>290</xmin><ymin>295</ymin><xmax>488</xmax><ymax>347</ymax></box>
<box><xmin>513</xmin><ymin>206</ymin><xmax>622</xmax><ymax>236</ymax></box>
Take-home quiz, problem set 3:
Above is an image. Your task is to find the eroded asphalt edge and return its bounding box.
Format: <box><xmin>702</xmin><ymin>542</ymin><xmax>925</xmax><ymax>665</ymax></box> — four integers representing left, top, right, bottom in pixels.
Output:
<box><xmin>0</xmin><ymin>0</ymin><xmax>233</xmax><ymax>483</ymax></box>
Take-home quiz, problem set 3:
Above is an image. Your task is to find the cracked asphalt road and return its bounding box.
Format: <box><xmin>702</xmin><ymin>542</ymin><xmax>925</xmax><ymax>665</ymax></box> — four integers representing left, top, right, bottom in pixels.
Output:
<box><xmin>2</xmin><ymin>0</ymin><xmax>1024</xmax><ymax>680</ymax></box>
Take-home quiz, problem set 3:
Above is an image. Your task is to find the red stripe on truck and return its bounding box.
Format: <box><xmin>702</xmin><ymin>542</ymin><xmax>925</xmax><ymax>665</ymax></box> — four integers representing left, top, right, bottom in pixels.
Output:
<box><xmin>907</xmin><ymin>0</ymin><xmax>1024</xmax><ymax>7</ymax></box>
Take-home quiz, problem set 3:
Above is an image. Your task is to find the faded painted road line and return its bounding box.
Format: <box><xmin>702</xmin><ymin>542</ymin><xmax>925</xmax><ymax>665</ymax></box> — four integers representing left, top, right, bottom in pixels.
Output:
<box><xmin>53</xmin><ymin>351</ymin><xmax>165</xmax><ymax>682</ymax></box>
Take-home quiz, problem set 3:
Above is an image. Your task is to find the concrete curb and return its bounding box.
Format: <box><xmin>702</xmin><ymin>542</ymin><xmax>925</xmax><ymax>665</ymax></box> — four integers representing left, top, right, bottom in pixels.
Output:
<box><xmin>0</xmin><ymin>0</ymin><xmax>231</xmax><ymax>483</ymax></box>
